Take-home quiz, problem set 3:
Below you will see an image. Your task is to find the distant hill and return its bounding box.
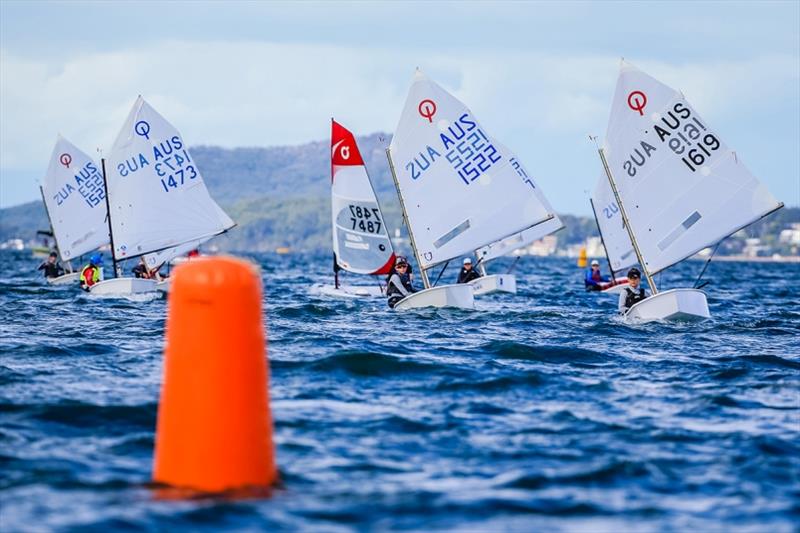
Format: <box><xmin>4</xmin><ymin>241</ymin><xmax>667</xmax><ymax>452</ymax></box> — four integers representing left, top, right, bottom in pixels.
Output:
<box><xmin>2</xmin><ymin>133</ymin><xmax>798</xmax><ymax>257</ymax></box>
<box><xmin>192</xmin><ymin>132</ymin><xmax>396</xmax><ymax>205</ymax></box>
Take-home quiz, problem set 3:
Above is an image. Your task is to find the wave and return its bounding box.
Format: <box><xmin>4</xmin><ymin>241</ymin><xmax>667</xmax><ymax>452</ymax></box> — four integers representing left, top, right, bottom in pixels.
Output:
<box><xmin>306</xmin><ymin>350</ymin><xmax>438</xmax><ymax>377</ymax></box>
<box><xmin>0</xmin><ymin>400</ymin><xmax>156</xmax><ymax>430</ymax></box>
<box><xmin>482</xmin><ymin>341</ymin><xmax>609</xmax><ymax>365</ymax></box>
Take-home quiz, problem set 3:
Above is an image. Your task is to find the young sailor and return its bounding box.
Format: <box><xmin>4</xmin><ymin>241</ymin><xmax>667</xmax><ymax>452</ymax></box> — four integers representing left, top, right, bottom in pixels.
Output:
<box><xmin>80</xmin><ymin>253</ymin><xmax>104</xmax><ymax>291</ymax></box>
<box><xmin>619</xmin><ymin>267</ymin><xmax>648</xmax><ymax>314</ymax></box>
<box><xmin>132</xmin><ymin>257</ymin><xmax>163</xmax><ymax>281</ymax></box>
<box><xmin>37</xmin><ymin>251</ymin><xmax>65</xmax><ymax>279</ymax></box>
<box><xmin>386</xmin><ymin>256</ymin><xmax>417</xmax><ymax>308</ymax></box>
<box><xmin>457</xmin><ymin>257</ymin><xmax>481</xmax><ymax>284</ymax></box>
<box><xmin>585</xmin><ymin>259</ymin><xmax>610</xmax><ymax>291</ymax></box>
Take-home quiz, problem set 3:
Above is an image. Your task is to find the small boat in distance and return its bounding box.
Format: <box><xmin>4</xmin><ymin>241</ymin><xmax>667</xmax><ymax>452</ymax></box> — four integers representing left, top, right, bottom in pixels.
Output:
<box><xmin>89</xmin><ymin>96</ymin><xmax>235</xmax><ymax>296</ymax></box>
<box><xmin>317</xmin><ymin>119</ymin><xmax>395</xmax><ymax>299</ymax></box>
<box><xmin>40</xmin><ymin>135</ymin><xmax>110</xmax><ymax>285</ymax></box>
<box><xmin>594</xmin><ymin>60</ymin><xmax>783</xmax><ymax>322</ymax></box>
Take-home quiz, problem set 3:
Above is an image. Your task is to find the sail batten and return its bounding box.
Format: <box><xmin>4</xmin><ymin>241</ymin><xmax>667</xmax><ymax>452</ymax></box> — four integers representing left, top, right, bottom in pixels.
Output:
<box><xmin>600</xmin><ymin>61</ymin><xmax>782</xmax><ymax>274</ymax></box>
<box><xmin>105</xmin><ymin>97</ymin><xmax>234</xmax><ymax>261</ymax></box>
<box><xmin>41</xmin><ymin>136</ymin><xmax>110</xmax><ymax>261</ymax></box>
<box><xmin>389</xmin><ymin>71</ymin><xmax>554</xmax><ymax>270</ymax></box>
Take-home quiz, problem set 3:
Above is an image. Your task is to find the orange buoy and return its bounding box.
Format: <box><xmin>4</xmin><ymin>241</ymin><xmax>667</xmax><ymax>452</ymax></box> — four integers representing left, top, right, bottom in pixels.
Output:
<box><xmin>577</xmin><ymin>246</ymin><xmax>588</xmax><ymax>268</ymax></box>
<box><xmin>152</xmin><ymin>256</ymin><xmax>277</xmax><ymax>494</ymax></box>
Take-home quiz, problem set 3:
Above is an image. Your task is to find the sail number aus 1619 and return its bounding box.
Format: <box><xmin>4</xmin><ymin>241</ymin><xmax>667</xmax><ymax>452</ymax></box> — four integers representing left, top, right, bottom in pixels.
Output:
<box><xmin>680</xmin><ymin>134</ymin><xmax>721</xmax><ymax>172</ymax></box>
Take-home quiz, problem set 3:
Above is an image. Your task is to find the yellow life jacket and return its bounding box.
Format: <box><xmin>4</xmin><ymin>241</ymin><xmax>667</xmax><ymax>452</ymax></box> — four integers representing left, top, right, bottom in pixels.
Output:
<box><xmin>80</xmin><ymin>264</ymin><xmax>101</xmax><ymax>287</ymax></box>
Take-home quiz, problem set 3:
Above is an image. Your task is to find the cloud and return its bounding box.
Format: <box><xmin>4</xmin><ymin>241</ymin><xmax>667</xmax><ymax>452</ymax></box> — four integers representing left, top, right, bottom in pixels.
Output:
<box><xmin>1</xmin><ymin>41</ymin><xmax>798</xmax><ymax>211</ymax></box>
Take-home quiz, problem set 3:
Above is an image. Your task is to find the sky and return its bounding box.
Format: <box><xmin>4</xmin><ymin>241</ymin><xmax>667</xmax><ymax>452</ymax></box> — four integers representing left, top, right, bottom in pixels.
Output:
<box><xmin>1</xmin><ymin>0</ymin><xmax>798</xmax><ymax>214</ymax></box>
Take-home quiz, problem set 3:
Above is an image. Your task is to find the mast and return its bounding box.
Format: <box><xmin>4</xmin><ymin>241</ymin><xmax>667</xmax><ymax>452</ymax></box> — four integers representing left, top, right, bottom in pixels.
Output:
<box><xmin>589</xmin><ymin>197</ymin><xmax>616</xmax><ymax>281</ymax></box>
<box><xmin>38</xmin><ymin>185</ymin><xmax>59</xmax><ymax>258</ymax></box>
<box><xmin>385</xmin><ymin>148</ymin><xmax>430</xmax><ymax>289</ymax></box>
<box><xmin>100</xmin><ymin>158</ymin><xmax>118</xmax><ymax>279</ymax></box>
<box><xmin>596</xmin><ymin>146</ymin><xmax>658</xmax><ymax>294</ymax></box>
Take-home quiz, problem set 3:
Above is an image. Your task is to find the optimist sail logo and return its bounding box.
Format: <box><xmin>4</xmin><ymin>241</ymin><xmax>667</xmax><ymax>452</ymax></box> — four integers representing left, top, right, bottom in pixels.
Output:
<box><xmin>418</xmin><ymin>99</ymin><xmax>437</xmax><ymax>123</ymax></box>
<box><xmin>134</xmin><ymin>120</ymin><xmax>151</xmax><ymax>140</ymax></box>
<box><xmin>627</xmin><ymin>91</ymin><xmax>647</xmax><ymax>116</ymax></box>
<box><xmin>59</xmin><ymin>153</ymin><xmax>72</xmax><ymax>168</ymax></box>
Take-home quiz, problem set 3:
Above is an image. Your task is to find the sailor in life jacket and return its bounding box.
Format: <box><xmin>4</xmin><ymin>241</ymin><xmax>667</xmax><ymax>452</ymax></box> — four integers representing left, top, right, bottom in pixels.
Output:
<box><xmin>456</xmin><ymin>257</ymin><xmax>481</xmax><ymax>284</ymax></box>
<box><xmin>80</xmin><ymin>253</ymin><xmax>104</xmax><ymax>291</ymax></box>
<box><xmin>585</xmin><ymin>259</ymin><xmax>610</xmax><ymax>291</ymax></box>
<box><xmin>386</xmin><ymin>256</ymin><xmax>418</xmax><ymax>308</ymax></box>
<box><xmin>37</xmin><ymin>251</ymin><xmax>65</xmax><ymax>279</ymax></box>
<box><xmin>132</xmin><ymin>256</ymin><xmax>164</xmax><ymax>281</ymax></box>
<box><xmin>618</xmin><ymin>267</ymin><xmax>648</xmax><ymax>313</ymax></box>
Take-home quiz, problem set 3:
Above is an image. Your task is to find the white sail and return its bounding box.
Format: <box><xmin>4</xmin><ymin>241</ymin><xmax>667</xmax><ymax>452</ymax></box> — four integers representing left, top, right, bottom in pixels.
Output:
<box><xmin>143</xmin><ymin>236</ymin><xmax>207</xmax><ymax>269</ymax></box>
<box><xmin>476</xmin><ymin>144</ymin><xmax>562</xmax><ymax>262</ymax></box>
<box><xmin>602</xmin><ymin>61</ymin><xmax>782</xmax><ymax>275</ymax></box>
<box><xmin>388</xmin><ymin>70</ymin><xmax>552</xmax><ymax>270</ymax></box>
<box><xmin>41</xmin><ymin>135</ymin><xmax>110</xmax><ymax>260</ymax></box>
<box><xmin>331</xmin><ymin>120</ymin><xmax>395</xmax><ymax>275</ymax></box>
<box><xmin>105</xmin><ymin>97</ymin><xmax>234</xmax><ymax>260</ymax></box>
<box><xmin>591</xmin><ymin>175</ymin><xmax>637</xmax><ymax>273</ymax></box>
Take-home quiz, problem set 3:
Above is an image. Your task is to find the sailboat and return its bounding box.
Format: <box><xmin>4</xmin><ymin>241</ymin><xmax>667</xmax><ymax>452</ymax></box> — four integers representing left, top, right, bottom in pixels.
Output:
<box><xmin>89</xmin><ymin>96</ymin><xmax>235</xmax><ymax>296</ymax></box>
<box><xmin>385</xmin><ymin>70</ymin><xmax>556</xmax><ymax>310</ymax></box>
<box><xmin>318</xmin><ymin>119</ymin><xmax>396</xmax><ymax>298</ymax></box>
<box><xmin>471</xmin><ymin>144</ymin><xmax>563</xmax><ymax>296</ymax></box>
<box><xmin>587</xmin><ymin>176</ymin><xmax>633</xmax><ymax>296</ymax></box>
<box><xmin>594</xmin><ymin>60</ymin><xmax>783</xmax><ymax>321</ymax></box>
<box><xmin>40</xmin><ymin>135</ymin><xmax>110</xmax><ymax>285</ymax></box>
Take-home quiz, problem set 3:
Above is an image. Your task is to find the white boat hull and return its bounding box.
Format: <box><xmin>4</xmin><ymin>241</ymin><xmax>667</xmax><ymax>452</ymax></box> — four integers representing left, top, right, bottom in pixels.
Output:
<box><xmin>625</xmin><ymin>288</ymin><xmax>710</xmax><ymax>323</ymax></box>
<box><xmin>317</xmin><ymin>284</ymin><xmax>384</xmax><ymax>299</ymax></box>
<box><xmin>46</xmin><ymin>272</ymin><xmax>80</xmax><ymax>285</ymax></box>
<box><xmin>469</xmin><ymin>274</ymin><xmax>517</xmax><ymax>296</ymax></box>
<box><xmin>155</xmin><ymin>279</ymin><xmax>171</xmax><ymax>293</ymax></box>
<box><xmin>89</xmin><ymin>278</ymin><xmax>160</xmax><ymax>296</ymax></box>
<box><xmin>394</xmin><ymin>284</ymin><xmax>474</xmax><ymax>310</ymax></box>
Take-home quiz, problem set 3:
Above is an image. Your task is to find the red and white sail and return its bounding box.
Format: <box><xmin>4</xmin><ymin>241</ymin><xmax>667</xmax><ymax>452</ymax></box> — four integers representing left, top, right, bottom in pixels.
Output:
<box><xmin>331</xmin><ymin>120</ymin><xmax>395</xmax><ymax>275</ymax></box>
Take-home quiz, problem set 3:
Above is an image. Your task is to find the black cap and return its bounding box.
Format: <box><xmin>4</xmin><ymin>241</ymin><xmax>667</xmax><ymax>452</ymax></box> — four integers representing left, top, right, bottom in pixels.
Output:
<box><xmin>49</xmin><ymin>251</ymin><xmax>58</xmax><ymax>258</ymax></box>
<box><xmin>627</xmin><ymin>267</ymin><xmax>641</xmax><ymax>278</ymax></box>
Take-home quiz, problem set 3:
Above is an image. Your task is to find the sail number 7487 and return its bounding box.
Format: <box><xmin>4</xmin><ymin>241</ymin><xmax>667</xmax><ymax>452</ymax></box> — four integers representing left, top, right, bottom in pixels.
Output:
<box><xmin>349</xmin><ymin>204</ymin><xmax>383</xmax><ymax>234</ymax></box>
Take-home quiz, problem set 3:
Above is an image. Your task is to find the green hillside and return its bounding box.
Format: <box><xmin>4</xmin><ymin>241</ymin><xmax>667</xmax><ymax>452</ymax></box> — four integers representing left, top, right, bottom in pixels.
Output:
<box><xmin>2</xmin><ymin>133</ymin><xmax>798</xmax><ymax>257</ymax></box>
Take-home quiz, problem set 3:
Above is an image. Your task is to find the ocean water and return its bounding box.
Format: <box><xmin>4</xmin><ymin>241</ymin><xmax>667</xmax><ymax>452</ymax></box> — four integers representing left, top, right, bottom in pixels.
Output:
<box><xmin>1</xmin><ymin>249</ymin><xmax>798</xmax><ymax>532</ymax></box>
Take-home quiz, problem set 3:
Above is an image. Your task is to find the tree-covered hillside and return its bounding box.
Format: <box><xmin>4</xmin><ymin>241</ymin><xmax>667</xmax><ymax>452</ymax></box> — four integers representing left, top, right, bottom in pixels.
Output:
<box><xmin>2</xmin><ymin>133</ymin><xmax>798</xmax><ymax>256</ymax></box>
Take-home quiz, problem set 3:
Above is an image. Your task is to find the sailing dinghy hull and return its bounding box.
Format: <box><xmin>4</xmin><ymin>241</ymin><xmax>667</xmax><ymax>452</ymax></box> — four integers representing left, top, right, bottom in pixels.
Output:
<box><xmin>155</xmin><ymin>279</ymin><xmax>171</xmax><ymax>293</ymax></box>
<box><xmin>89</xmin><ymin>278</ymin><xmax>160</xmax><ymax>296</ymax></box>
<box><xmin>394</xmin><ymin>284</ymin><xmax>474</xmax><ymax>310</ymax></box>
<box><xmin>318</xmin><ymin>285</ymin><xmax>384</xmax><ymax>299</ymax></box>
<box><xmin>625</xmin><ymin>288</ymin><xmax>710</xmax><ymax>323</ymax></box>
<box><xmin>46</xmin><ymin>272</ymin><xmax>80</xmax><ymax>285</ymax></box>
<box><xmin>470</xmin><ymin>274</ymin><xmax>517</xmax><ymax>296</ymax></box>
<box><xmin>599</xmin><ymin>278</ymin><xmax>630</xmax><ymax>295</ymax></box>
